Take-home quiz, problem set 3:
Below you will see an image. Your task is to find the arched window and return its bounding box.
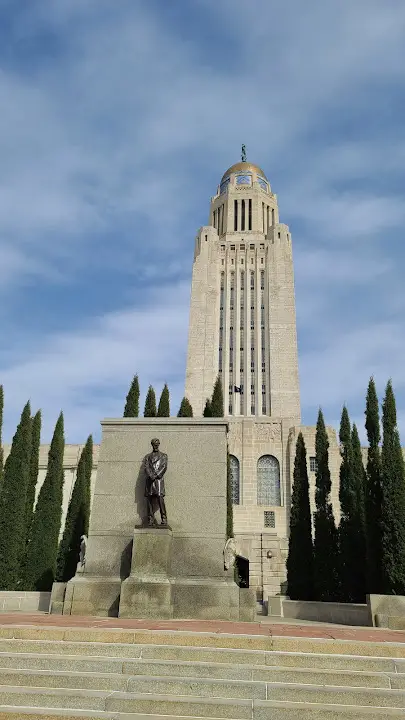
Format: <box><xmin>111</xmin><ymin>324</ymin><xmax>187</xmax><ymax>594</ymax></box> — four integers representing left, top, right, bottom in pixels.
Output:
<box><xmin>257</xmin><ymin>455</ymin><xmax>281</xmax><ymax>506</ymax></box>
<box><xmin>229</xmin><ymin>455</ymin><xmax>240</xmax><ymax>505</ymax></box>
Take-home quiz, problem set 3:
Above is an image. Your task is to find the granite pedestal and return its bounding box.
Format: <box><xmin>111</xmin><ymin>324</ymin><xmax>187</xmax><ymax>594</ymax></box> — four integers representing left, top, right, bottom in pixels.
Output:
<box><xmin>58</xmin><ymin>418</ymin><xmax>255</xmax><ymax>620</ymax></box>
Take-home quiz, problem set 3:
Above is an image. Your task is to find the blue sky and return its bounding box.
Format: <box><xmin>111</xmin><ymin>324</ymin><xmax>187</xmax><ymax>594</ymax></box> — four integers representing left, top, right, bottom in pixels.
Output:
<box><xmin>1</xmin><ymin>0</ymin><xmax>405</xmax><ymax>444</ymax></box>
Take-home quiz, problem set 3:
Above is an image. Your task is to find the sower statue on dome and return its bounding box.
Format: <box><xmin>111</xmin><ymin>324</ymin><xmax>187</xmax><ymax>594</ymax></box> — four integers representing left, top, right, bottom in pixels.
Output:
<box><xmin>144</xmin><ymin>438</ymin><xmax>169</xmax><ymax>527</ymax></box>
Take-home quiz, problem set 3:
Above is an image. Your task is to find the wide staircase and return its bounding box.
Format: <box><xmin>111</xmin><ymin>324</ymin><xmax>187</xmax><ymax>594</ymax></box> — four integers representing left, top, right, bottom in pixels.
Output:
<box><xmin>0</xmin><ymin>624</ymin><xmax>404</xmax><ymax>718</ymax></box>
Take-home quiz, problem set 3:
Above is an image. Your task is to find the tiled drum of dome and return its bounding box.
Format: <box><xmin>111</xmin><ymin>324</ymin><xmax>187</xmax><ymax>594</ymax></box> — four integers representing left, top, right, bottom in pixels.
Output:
<box><xmin>220</xmin><ymin>177</ymin><xmax>230</xmax><ymax>194</ymax></box>
<box><xmin>236</xmin><ymin>173</ymin><xmax>252</xmax><ymax>185</ymax></box>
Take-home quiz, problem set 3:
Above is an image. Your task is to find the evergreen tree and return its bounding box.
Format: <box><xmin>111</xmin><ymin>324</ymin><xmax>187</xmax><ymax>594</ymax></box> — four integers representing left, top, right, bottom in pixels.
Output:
<box><xmin>313</xmin><ymin>409</ymin><xmax>339</xmax><ymax>601</ymax></box>
<box><xmin>56</xmin><ymin>435</ymin><xmax>93</xmax><ymax>583</ymax></box>
<box><xmin>82</xmin><ymin>435</ymin><xmax>93</xmax><ymax>536</ymax></box>
<box><xmin>210</xmin><ymin>376</ymin><xmax>224</xmax><ymax>417</ymax></box>
<box><xmin>23</xmin><ymin>412</ymin><xmax>65</xmax><ymax>591</ymax></box>
<box><xmin>24</xmin><ymin>411</ymin><xmax>42</xmax><ymax>545</ymax></box>
<box><xmin>380</xmin><ymin>380</ymin><xmax>405</xmax><ymax>594</ymax></box>
<box><xmin>157</xmin><ymin>384</ymin><xmax>170</xmax><ymax>417</ymax></box>
<box><xmin>123</xmin><ymin>375</ymin><xmax>140</xmax><ymax>417</ymax></box>
<box><xmin>364</xmin><ymin>377</ymin><xmax>383</xmax><ymax>593</ymax></box>
<box><xmin>286</xmin><ymin>432</ymin><xmax>314</xmax><ymax>600</ymax></box>
<box><xmin>351</xmin><ymin>422</ymin><xmax>367</xmax><ymax>601</ymax></box>
<box><xmin>203</xmin><ymin>399</ymin><xmax>212</xmax><ymax>417</ymax></box>
<box><xmin>0</xmin><ymin>401</ymin><xmax>32</xmax><ymax>590</ymax></box>
<box><xmin>0</xmin><ymin>385</ymin><xmax>3</xmax><ymax>491</ymax></box>
<box><xmin>338</xmin><ymin>406</ymin><xmax>354</xmax><ymax>601</ymax></box>
<box><xmin>338</xmin><ymin>406</ymin><xmax>366</xmax><ymax>602</ymax></box>
<box><xmin>144</xmin><ymin>386</ymin><xmax>157</xmax><ymax>417</ymax></box>
<box><xmin>177</xmin><ymin>397</ymin><xmax>193</xmax><ymax>417</ymax></box>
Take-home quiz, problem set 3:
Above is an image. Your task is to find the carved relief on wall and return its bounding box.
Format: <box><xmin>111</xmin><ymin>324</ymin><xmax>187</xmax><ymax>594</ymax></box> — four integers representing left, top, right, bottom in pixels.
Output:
<box><xmin>256</xmin><ymin>423</ymin><xmax>281</xmax><ymax>442</ymax></box>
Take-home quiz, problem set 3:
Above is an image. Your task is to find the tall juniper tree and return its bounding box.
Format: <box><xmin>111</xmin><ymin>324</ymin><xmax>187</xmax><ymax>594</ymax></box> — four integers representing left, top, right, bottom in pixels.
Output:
<box><xmin>338</xmin><ymin>406</ymin><xmax>355</xmax><ymax>601</ymax></box>
<box><xmin>338</xmin><ymin>407</ymin><xmax>366</xmax><ymax>602</ymax></box>
<box><xmin>286</xmin><ymin>432</ymin><xmax>314</xmax><ymax>600</ymax></box>
<box><xmin>157</xmin><ymin>384</ymin><xmax>170</xmax><ymax>417</ymax></box>
<box><xmin>313</xmin><ymin>409</ymin><xmax>339</xmax><ymax>601</ymax></box>
<box><xmin>203</xmin><ymin>399</ymin><xmax>212</xmax><ymax>417</ymax></box>
<box><xmin>56</xmin><ymin>435</ymin><xmax>93</xmax><ymax>583</ymax></box>
<box><xmin>82</xmin><ymin>435</ymin><xmax>93</xmax><ymax>536</ymax></box>
<box><xmin>177</xmin><ymin>397</ymin><xmax>193</xmax><ymax>417</ymax></box>
<box><xmin>351</xmin><ymin>422</ymin><xmax>367</xmax><ymax>601</ymax></box>
<box><xmin>24</xmin><ymin>410</ymin><xmax>42</xmax><ymax>546</ymax></box>
<box><xmin>380</xmin><ymin>380</ymin><xmax>405</xmax><ymax>595</ymax></box>
<box><xmin>124</xmin><ymin>375</ymin><xmax>140</xmax><ymax>418</ymax></box>
<box><xmin>23</xmin><ymin>412</ymin><xmax>65</xmax><ymax>591</ymax></box>
<box><xmin>210</xmin><ymin>376</ymin><xmax>224</xmax><ymax>417</ymax></box>
<box><xmin>144</xmin><ymin>386</ymin><xmax>157</xmax><ymax>417</ymax></box>
<box><xmin>364</xmin><ymin>377</ymin><xmax>383</xmax><ymax>593</ymax></box>
<box><xmin>0</xmin><ymin>401</ymin><xmax>32</xmax><ymax>590</ymax></box>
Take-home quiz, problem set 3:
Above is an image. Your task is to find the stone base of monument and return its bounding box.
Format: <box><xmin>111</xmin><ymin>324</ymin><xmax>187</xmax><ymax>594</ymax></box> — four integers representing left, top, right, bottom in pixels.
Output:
<box><xmin>62</xmin><ymin>576</ymin><xmax>122</xmax><ymax>617</ymax></box>
<box><xmin>57</xmin><ymin>419</ymin><xmax>257</xmax><ymax>621</ymax></box>
<box><xmin>119</xmin><ymin>526</ymin><xmax>173</xmax><ymax>619</ymax></box>
<box><xmin>118</xmin><ymin>526</ymin><xmax>248</xmax><ymax>620</ymax></box>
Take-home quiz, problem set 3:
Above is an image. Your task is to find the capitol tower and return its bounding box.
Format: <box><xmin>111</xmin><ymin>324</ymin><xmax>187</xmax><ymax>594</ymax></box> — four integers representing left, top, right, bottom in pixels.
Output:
<box><xmin>185</xmin><ymin>150</ymin><xmax>301</xmax><ymax>423</ymax></box>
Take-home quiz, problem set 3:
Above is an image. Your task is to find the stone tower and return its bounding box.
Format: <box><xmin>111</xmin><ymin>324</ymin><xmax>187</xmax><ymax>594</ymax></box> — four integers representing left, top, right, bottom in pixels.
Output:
<box><xmin>185</xmin><ymin>155</ymin><xmax>301</xmax><ymax>423</ymax></box>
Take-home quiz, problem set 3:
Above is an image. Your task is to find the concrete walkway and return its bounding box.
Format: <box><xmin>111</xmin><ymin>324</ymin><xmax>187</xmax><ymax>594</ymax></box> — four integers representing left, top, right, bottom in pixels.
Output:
<box><xmin>0</xmin><ymin>612</ymin><xmax>403</xmax><ymax>643</ymax></box>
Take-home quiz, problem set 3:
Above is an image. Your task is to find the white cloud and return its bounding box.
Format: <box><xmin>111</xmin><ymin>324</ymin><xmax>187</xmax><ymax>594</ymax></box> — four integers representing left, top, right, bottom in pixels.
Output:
<box><xmin>1</xmin><ymin>281</ymin><xmax>190</xmax><ymax>443</ymax></box>
<box><xmin>1</xmin><ymin>0</ymin><xmax>405</xmax><ymax>447</ymax></box>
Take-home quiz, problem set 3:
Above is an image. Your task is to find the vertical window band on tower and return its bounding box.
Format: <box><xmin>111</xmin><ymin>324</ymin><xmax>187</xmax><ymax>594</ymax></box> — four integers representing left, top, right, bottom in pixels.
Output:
<box><xmin>250</xmin><ymin>270</ymin><xmax>255</xmax><ymax>415</ymax></box>
<box><xmin>221</xmin><ymin>204</ymin><xmax>225</xmax><ymax>234</ymax></box>
<box><xmin>234</xmin><ymin>200</ymin><xmax>238</xmax><ymax>231</ymax></box>
<box><xmin>248</xmin><ymin>199</ymin><xmax>252</xmax><ymax>231</ymax></box>
<box><xmin>260</xmin><ymin>270</ymin><xmax>266</xmax><ymax>415</ymax></box>
<box><xmin>241</xmin><ymin>200</ymin><xmax>245</xmax><ymax>231</ymax></box>
<box><xmin>229</xmin><ymin>271</ymin><xmax>235</xmax><ymax>414</ymax></box>
<box><xmin>219</xmin><ymin>272</ymin><xmax>225</xmax><ymax>375</ymax></box>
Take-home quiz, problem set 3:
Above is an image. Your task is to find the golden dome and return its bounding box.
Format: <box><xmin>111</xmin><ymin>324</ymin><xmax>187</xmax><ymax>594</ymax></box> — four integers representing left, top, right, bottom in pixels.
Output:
<box><xmin>221</xmin><ymin>161</ymin><xmax>267</xmax><ymax>183</ymax></box>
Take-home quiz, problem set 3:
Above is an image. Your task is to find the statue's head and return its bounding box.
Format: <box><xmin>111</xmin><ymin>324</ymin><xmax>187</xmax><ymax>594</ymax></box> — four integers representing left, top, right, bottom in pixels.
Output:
<box><xmin>151</xmin><ymin>438</ymin><xmax>160</xmax><ymax>451</ymax></box>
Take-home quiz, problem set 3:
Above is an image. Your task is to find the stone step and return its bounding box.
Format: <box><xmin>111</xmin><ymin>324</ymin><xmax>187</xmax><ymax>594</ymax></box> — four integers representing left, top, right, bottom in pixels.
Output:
<box><xmin>1</xmin><ymin>704</ymin><xmax>405</xmax><ymax>720</ymax></box>
<box><xmin>3</xmin><ymin>625</ymin><xmax>405</xmax><ymax>659</ymax></box>
<box><xmin>1</xmin><ymin>638</ymin><xmax>404</xmax><ymax>672</ymax></box>
<box><xmin>0</xmin><ymin>654</ymin><xmax>397</xmax><ymax>689</ymax></box>
<box><xmin>2</xmin><ymin>690</ymin><xmax>405</xmax><ymax>718</ymax></box>
<box><xmin>0</xmin><ymin>672</ymin><xmax>404</xmax><ymax>711</ymax></box>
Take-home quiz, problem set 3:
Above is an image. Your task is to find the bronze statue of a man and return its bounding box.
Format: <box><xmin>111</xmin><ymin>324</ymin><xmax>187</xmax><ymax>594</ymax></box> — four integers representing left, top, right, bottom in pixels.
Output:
<box><xmin>144</xmin><ymin>438</ymin><xmax>168</xmax><ymax>527</ymax></box>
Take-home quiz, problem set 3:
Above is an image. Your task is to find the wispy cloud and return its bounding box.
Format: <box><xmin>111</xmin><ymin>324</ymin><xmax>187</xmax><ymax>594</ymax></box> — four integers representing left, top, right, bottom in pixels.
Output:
<box><xmin>0</xmin><ymin>0</ymin><xmax>404</xmax><ymax>443</ymax></box>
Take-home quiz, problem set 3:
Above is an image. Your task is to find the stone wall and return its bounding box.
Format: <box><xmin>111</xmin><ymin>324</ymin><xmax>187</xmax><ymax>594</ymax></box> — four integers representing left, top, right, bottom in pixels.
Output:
<box><xmin>0</xmin><ymin>591</ymin><xmax>50</xmax><ymax>613</ymax></box>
